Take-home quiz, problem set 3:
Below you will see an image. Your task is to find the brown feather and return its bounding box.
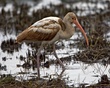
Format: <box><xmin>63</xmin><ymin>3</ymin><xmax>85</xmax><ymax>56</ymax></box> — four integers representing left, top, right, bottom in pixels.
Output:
<box><xmin>16</xmin><ymin>19</ymin><xmax>60</xmax><ymax>43</ymax></box>
<box><xmin>58</xmin><ymin>19</ymin><xmax>66</xmax><ymax>31</ymax></box>
<box><xmin>16</xmin><ymin>28</ymin><xmax>29</xmax><ymax>43</ymax></box>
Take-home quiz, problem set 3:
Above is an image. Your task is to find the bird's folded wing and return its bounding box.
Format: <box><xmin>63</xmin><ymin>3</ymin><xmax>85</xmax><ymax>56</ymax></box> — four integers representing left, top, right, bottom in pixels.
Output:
<box><xmin>16</xmin><ymin>19</ymin><xmax>61</xmax><ymax>42</ymax></box>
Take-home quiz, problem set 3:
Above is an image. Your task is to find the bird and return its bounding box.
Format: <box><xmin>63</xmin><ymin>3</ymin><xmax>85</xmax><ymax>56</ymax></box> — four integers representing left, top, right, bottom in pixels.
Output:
<box><xmin>16</xmin><ymin>12</ymin><xmax>89</xmax><ymax>79</ymax></box>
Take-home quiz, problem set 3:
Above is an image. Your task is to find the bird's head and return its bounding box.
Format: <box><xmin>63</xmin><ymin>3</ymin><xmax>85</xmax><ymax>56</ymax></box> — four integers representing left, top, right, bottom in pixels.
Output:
<box><xmin>65</xmin><ymin>12</ymin><xmax>89</xmax><ymax>46</ymax></box>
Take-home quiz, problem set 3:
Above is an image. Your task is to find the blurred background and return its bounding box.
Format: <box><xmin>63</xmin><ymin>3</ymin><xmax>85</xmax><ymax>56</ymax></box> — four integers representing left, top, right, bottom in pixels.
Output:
<box><xmin>0</xmin><ymin>0</ymin><xmax>110</xmax><ymax>88</ymax></box>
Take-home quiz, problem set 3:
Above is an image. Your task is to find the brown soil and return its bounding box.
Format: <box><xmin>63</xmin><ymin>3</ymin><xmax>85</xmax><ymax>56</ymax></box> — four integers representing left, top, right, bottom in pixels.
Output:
<box><xmin>0</xmin><ymin>75</ymin><xmax>68</xmax><ymax>88</ymax></box>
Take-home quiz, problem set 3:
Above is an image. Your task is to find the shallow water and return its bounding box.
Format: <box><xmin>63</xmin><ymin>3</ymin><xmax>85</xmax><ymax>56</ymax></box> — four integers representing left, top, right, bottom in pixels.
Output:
<box><xmin>0</xmin><ymin>31</ymin><xmax>110</xmax><ymax>87</ymax></box>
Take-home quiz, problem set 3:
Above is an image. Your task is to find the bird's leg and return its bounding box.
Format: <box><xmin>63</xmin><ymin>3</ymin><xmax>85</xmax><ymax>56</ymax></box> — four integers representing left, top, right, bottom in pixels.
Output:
<box><xmin>36</xmin><ymin>45</ymin><xmax>43</xmax><ymax>79</ymax></box>
<box><xmin>53</xmin><ymin>44</ymin><xmax>65</xmax><ymax>70</ymax></box>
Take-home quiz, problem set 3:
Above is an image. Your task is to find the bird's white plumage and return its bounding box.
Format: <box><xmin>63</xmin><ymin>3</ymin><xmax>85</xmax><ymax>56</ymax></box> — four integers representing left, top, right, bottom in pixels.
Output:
<box><xmin>44</xmin><ymin>23</ymin><xmax>60</xmax><ymax>29</ymax></box>
<box><xmin>32</xmin><ymin>27</ymin><xmax>53</xmax><ymax>33</ymax></box>
<box><xmin>43</xmin><ymin>17</ymin><xmax>59</xmax><ymax>21</ymax></box>
<box><xmin>31</xmin><ymin>17</ymin><xmax>61</xmax><ymax>34</ymax></box>
<box><xmin>32</xmin><ymin>17</ymin><xmax>59</xmax><ymax>27</ymax></box>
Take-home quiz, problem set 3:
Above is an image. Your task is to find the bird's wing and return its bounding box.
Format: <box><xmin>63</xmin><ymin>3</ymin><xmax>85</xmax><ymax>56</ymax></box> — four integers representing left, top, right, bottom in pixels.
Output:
<box><xmin>16</xmin><ymin>18</ymin><xmax>62</xmax><ymax>43</ymax></box>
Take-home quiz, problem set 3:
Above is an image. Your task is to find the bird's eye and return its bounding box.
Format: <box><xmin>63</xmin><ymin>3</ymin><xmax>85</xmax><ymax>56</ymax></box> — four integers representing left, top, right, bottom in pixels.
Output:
<box><xmin>72</xmin><ymin>17</ymin><xmax>76</xmax><ymax>20</ymax></box>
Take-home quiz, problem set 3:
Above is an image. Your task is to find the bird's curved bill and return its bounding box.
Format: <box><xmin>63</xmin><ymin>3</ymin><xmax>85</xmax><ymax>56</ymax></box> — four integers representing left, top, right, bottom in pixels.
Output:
<box><xmin>73</xmin><ymin>19</ymin><xmax>89</xmax><ymax>46</ymax></box>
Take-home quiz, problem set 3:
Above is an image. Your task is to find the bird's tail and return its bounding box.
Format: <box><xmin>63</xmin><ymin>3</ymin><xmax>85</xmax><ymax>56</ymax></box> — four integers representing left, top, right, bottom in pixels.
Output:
<box><xmin>16</xmin><ymin>29</ymin><xmax>28</xmax><ymax>43</ymax></box>
<box><xmin>15</xmin><ymin>34</ymin><xmax>24</xmax><ymax>44</ymax></box>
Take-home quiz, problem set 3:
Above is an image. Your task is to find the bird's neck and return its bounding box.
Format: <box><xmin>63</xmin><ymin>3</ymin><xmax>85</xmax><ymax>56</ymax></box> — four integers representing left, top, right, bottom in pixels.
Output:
<box><xmin>63</xmin><ymin>19</ymin><xmax>75</xmax><ymax>33</ymax></box>
<box><xmin>59</xmin><ymin>19</ymin><xmax>75</xmax><ymax>39</ymax></box>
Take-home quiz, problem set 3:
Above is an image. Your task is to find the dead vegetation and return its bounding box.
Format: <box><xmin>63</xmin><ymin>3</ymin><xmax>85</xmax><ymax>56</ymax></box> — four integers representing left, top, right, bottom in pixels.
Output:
<box><xmin>0</xmin><ymin>75</ymin><xmax>68</xmax><ymax>88</ymax></box>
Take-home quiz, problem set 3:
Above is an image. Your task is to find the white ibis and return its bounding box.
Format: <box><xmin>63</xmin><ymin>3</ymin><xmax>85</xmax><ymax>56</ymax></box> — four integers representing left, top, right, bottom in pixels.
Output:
<box><xmin>16</xmin><ymin>12</ymin><xmax>89</xmax><ymax>79</ymax></box>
